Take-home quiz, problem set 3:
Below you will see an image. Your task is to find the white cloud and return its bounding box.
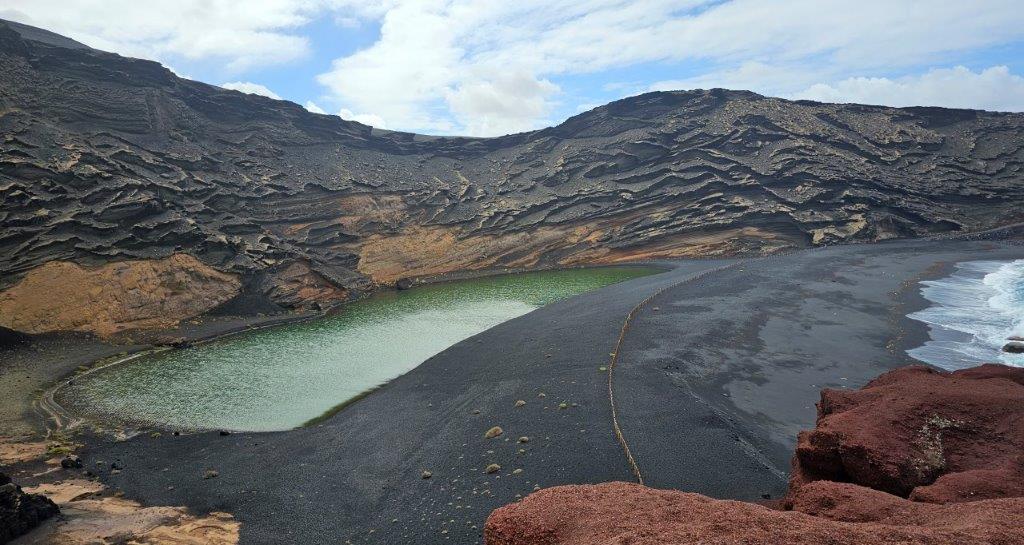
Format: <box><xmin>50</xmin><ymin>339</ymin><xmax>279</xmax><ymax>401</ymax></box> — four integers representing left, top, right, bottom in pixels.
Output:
<box><xmin>304</xmin><ymin>101</ymin><xmax>327</xmax><ymax>114</ymax></box>
<box><xmin>648</xmin><ymin>61</ymin><xmax>831</xmax><ymax>98</ymax></box>
<box><xmin>445</xmin><ymin>72</ymin><xmax>560</xmax><ymax>136</ymax></box>
<box><xmin>338</xmin><ymin>109</ymin><xmax>387</xmax><ymax>129</ymax></box>
<box><xmin>648</xmin><ymin>63</ymin><xmax>1024</xmax><ymax>114</ymax></box>
<box><xmin>0</xmin><ymin>0</ymin><xmax>380</xmax><ymax>71</ymax></box>
<box><xmin>164</xmin><ymin>64</ymin><xmax>193</xmax><ymax>81</ymax></box>
<box><xmin>314</xmin><ymin>0</ymin><xmax>1024</xmax><ymax>135</ymax></box>
<box><xmin>794</xmin><ymin>66</ymin><xmax>1024</xmax><ymax>112</ymax></box>
<box><xmin>221</xmin><ymin>81</ymin><xmax>282</xmax><ymax>100</ymax></box>
<box><xmin>5</xmin><ymin>1</ymin><xmax>1024</xmax><ymax>135</ymax></box>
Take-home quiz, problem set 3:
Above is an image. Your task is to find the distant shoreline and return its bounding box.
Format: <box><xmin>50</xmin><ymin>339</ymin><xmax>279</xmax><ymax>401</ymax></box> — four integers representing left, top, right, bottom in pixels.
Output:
<box><xmin>75</xmin><ymin>239</ymin><xmax>1024</xmax><ymax>545</ymax></box>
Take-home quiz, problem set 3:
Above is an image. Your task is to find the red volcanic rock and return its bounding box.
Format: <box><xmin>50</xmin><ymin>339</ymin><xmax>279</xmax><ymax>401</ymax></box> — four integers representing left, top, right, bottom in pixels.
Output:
<box><xmin>485</xmin><ymin>364</ymin><xmax>1024</xmax><ymax>545</ymax></box>
<box><xmin>788</xmin><ymin>364</ymin><xmax>1024</xmax><ymax>503</ymax></box>
<box><xmin>484</xmin><ymin>481</ymin><xmax>1024</xmax><ymax>545</ymax></box>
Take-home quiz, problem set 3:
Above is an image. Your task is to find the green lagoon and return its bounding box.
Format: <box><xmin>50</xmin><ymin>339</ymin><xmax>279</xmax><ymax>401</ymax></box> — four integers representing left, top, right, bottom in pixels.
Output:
<box><xmin>59</xmin><ymin>266</ymin><xmax>659</xmax><ymax>432</ymax></box>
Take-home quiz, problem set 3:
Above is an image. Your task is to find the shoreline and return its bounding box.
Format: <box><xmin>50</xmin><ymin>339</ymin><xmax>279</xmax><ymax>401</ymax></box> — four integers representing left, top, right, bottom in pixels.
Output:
<box><xmin>5</xmin><ymin>239</ymin><xmax>1024</xmax><ymax>545</ymax></box>
<box><xmin>906</xmin><ymin>258</ymin><xmax>1024</xmax><ymax>369</ymax></box>
<box><xmin>18</xmin><ymin>261</ymin><xmax>675</xmax><ymax>439</ymax></box>
<box><xmin>3</xmin><ymin>257</ymin><xmax>722</xmax><ymax>544</ymax></box>
<box><xmin>6</xmin><ymin>223</ymin><xmax>1019</xmax><ymax>440</ymax></box>
<box><xmin>19</xmin><ymin>311</ymin><xmax>324</xmax><ymax>437</ymax></box>
<box><xmin>75</xmin><ymin>239</ymin><xmax>1024</xmax><ymax>545</ymax></box>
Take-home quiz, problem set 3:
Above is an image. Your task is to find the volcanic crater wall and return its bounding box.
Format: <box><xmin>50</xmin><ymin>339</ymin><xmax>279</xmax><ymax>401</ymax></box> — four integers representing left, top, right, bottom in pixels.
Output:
<box><xmin>2</xmin><ymin>19</ymin><xmax>1024</xmax><ymax>335</ymax></box>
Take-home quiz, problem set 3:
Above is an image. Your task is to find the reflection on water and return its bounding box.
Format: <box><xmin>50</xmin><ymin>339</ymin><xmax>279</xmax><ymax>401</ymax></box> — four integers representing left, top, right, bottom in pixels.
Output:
<box><xmin>60</xmin><ymin>266</ymin><xmax>660</xmax><ymax>431</ymax></box>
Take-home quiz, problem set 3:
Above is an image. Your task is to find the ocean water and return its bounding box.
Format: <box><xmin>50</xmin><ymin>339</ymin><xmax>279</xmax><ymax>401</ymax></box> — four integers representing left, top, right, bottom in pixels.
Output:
<box><xmin>908</xmin><ymin>259</ymin><xmax>1024</xmax><ymax>370</ymax></box>
<box><xmin>59</xmin><ymin>266</ymin><xmax>660</xmax><ymax>432</ymax></box>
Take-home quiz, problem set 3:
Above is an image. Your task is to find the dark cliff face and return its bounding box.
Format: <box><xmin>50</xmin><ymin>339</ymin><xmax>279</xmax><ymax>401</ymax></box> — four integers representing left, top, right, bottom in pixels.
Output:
<box><xmin>2</xmin><ymin>19</ymin><xmax>1023</xmax><ymax>333</ymax></box>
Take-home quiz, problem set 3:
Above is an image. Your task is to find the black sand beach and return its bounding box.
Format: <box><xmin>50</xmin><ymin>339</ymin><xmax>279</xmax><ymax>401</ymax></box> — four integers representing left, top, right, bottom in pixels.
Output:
<box><xmin>10</xmin><ymin>239</ymin><xmax>1024</xmax><ymax>545</ymax></box>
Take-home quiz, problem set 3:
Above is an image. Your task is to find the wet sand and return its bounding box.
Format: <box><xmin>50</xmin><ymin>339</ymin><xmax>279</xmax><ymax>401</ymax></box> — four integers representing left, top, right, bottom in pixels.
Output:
<box><xmin>6</xmin><ymin>239</ymin><xmax>1024</xmax><ymax>545</ymax></box>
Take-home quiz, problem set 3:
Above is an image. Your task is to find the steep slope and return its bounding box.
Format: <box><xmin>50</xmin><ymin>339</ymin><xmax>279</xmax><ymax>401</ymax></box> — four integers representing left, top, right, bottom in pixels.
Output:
<box><xmin>2</xmin><ymin>19</ymin><xmax>1023</xmax><ymax>334</ymax></box>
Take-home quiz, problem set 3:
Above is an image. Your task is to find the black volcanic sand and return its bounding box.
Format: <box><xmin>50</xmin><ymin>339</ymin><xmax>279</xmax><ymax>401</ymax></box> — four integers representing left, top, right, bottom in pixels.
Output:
<box><xmin>48</xmin><ymin>241</ymin><xmax>1024</xmax><ymax>545</ymax></box>
<box><xmin>611</xmin><ymin>241</ymin><xmax>1024</xmax><ymax>497</ymax></box>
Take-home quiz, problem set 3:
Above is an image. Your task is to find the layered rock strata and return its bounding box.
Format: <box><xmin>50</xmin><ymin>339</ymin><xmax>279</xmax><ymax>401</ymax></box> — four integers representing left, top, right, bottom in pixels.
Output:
<box><xmin>3</xmin><ymin>19</ymin><xmax>1024</xmax><ymax>334</ymax></box>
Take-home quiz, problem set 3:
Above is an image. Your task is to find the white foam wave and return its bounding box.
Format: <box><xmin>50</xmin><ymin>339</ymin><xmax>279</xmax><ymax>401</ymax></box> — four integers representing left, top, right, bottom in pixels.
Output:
<box><xmin>907</xmin><ymin>259</ymin><xmax>1024</xmax><ymax>370</ymax></box>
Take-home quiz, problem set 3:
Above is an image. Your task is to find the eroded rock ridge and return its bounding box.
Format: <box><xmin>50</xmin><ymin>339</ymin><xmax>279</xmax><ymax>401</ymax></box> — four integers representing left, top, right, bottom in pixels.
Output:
<box><xmin>3</xmin><ymin>19</ymin><xmax>1023</xmax><ymax>334</ymax></box>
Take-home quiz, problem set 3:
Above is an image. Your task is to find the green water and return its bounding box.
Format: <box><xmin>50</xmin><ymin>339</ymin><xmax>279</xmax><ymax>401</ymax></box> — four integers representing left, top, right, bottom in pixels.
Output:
<box><xmin>60</xmin><ymin>266</ymin><xmax>660</xmax><ymax>432</ymax></box>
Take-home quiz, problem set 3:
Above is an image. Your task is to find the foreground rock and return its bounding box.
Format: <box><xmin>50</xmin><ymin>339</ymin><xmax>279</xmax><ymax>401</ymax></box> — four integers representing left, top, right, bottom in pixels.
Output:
<box><xmin>0</xmin><ymin>434</ymin><xmax>236</xmax><ymax>544</ymax></box>
<box><xmin>485</xmin><ymin>481</ymin><xmax>1024</xmax><ymax>545</ymax></box>
<box><xmin>789</xmin><ymin>364</ymin><xmax>1024</xmax><ymax>503</ymax></box>
<box><xmin>21</xmin><ymin>479</ymin><xmax>238</xmax><ymax>545</ymax></box>
<box><xmin>485</xmin><ymin>364</ymin><xmax>1024</xmax><ymax>544</ymax></box>
<box><xmin>0</xmin><ymin>472</ymin><xmax>59</xmax><ymax>543</ymax></box>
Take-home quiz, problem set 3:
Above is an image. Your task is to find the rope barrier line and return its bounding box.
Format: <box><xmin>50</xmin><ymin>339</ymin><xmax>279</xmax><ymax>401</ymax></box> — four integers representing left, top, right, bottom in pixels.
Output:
<box><xmin>604</xmin><ymin>244</ymin><xmax>840</xmax><ymax>485</ymax></box>
<box><xmin>605</xmin><ymin>228</ymin><xmax>1021</xmax><ymax>485</ymax></box>
<box><xmin>605</xmin><ymin>261</ymin><xmax>742</xmax><ymax>485</ymax></box>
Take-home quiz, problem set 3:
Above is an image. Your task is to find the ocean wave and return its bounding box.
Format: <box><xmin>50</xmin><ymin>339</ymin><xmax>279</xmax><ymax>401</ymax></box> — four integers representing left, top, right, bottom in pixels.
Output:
<box><xmin>907</xmin><ymin>259</ymin><xmax>1024</xmax><ymax>370</ymax></box>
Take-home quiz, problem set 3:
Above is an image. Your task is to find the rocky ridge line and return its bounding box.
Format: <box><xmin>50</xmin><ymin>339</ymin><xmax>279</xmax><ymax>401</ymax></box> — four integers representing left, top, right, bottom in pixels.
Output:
<box><xmin>2</xmin><ymin>19</ymin><xmax>1023</xmax><ymax>335</ymax></box>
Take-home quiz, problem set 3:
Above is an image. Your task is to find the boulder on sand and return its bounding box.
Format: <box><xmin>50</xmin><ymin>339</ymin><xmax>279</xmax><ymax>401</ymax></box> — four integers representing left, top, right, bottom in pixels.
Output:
<box><xmin>1</xmin><ymin>472</ymin><xmax>60</xmax><ymax>543</ymax></box>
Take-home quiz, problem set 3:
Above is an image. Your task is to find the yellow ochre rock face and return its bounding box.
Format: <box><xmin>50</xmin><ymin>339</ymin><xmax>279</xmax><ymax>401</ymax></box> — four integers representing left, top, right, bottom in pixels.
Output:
<box><xmin>26</xmin><ymin>479</ymin><xmax>240</xmax><ymax>545</ymax></box>
<box><xmin>0</xmin><ymin>254</ymin><xmax>240</xmax><ymax>337</ymax></box>
<box><xmin>355</xmin><ymin>220</ymin><xmax>789</xmax><ymax>285</ymax></box>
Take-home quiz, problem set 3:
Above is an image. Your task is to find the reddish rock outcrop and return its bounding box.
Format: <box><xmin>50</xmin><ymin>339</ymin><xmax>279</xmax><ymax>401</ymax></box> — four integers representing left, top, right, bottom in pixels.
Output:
<box><xmin>485</xmin><ymin>481</ymin><xmax>1024</xmax><ymax>545</ymax></box>
<box><xmin>788</xmin><ymin>364</ymin><xmax>1024</xmax><ymax>503</ymax></box>
<box><xmin>485</xmin><ymin>364</ymin><xmax>1024</xmax><ymax>545</ymax></box>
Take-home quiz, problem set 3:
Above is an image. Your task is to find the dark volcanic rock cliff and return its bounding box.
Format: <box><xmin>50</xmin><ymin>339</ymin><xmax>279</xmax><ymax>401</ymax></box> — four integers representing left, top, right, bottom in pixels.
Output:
<box><xmin>1</xmin><ymin>472</ymin><xmax>60</xmax><ymax>543</ymax></box>
<box><xmin>2</xmin><ymin>19</ymin><xmax>1023</xmax><ymax>334</ymax></box>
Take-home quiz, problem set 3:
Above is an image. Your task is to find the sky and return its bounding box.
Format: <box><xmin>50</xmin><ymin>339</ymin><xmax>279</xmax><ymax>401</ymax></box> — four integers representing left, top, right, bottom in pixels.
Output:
<box><xmin>3</xmin><ymin>0</ymin><xmax>1024</xmax><ymax>137</ymax></box>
